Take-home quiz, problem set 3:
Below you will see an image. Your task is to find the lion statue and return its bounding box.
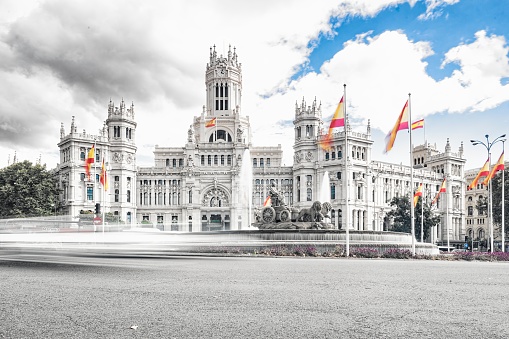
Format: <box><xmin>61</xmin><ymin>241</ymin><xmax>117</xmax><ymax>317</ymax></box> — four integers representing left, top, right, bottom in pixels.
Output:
<box><xmin>297</xmin><ymin>201</ymin><xmax>322</xmax><ymax>222</ymax></box>
<box><xmin>321</xmin><ymin>202</ymin><xmax>332</xmax><ymax>220</ymax></box>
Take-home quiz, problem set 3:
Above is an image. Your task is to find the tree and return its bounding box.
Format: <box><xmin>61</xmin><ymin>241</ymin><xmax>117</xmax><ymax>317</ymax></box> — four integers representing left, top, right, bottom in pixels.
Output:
<box><xmin>490</xmin><ymin>169</ymin><xmax>508</xmax><ymax>238</ymax></box>
<box><xmin>0</xmin><ymin>161</ymin><xmax>60</xmax><ymax>218</ymax></box>
<box><xmin>386</xmin><ymin>195</ymin><xmax>440</xmax><ymax>241</ymax></box>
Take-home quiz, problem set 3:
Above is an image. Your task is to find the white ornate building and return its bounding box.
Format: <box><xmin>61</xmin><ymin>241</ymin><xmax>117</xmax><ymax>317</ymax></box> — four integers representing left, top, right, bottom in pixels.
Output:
<box><xmin>55</xmin><ymin>45</ymin><xmax>468</xmax><ymax>246</ymax></box>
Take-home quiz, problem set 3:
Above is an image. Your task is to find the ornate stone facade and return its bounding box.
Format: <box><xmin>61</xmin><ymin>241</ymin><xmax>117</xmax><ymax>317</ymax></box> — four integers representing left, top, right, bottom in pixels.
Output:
<box><xmin>55</xmin><ymin>45</ymin><xmax>468</xmax><ymax>247</ymax></box>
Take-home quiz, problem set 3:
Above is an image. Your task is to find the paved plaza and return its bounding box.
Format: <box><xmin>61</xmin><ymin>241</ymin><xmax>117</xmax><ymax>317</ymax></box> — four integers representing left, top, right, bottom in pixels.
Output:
<box><xmin>1</xmin><ymin>253</ymin><xmax>508</xmax><ymax>338</ymax></box>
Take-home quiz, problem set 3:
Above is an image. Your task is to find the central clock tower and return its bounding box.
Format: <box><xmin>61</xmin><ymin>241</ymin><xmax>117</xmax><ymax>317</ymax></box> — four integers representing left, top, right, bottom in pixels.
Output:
<box><xmin>205</xmin><ymin>44</ymin><xmax>242</xmax><ymax>117</ymax></box>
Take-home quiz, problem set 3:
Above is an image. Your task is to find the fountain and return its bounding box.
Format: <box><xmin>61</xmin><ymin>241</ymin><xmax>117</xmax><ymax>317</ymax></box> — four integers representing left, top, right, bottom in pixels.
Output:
<box><xmin>239</xmin><ymin>148</ymin><xmax>253</xmax><ymax>229</ymax></box>
<box><xmin>319</xmin><ymin>171</ymin><xmax>330</xmax><ymax>204</ymax></box>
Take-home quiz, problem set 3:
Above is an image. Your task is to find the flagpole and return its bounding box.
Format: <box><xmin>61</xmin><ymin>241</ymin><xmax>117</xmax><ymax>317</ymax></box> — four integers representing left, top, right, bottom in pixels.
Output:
<box><xmin>421</xmin><ymin>185</ymin><xmax>424</xmax><ymax>243</ymax></box>
<box><xmin>409</xmin><ymin>93</ymin><xmax>415</xmax><ymax>255</ymax></box>
<box><xmin>344</xmin><ymin>84</ymin><xmax>349</xmax><ymax>257</ymax></box>
<box><xmin>93</xmin><ymin>139</ymin><xmax>97</xmax><ymax>232</ymax></box>
<box><xmin>446</xmin><ymin>174</ymin><xmax>450</xmax><ymax>251</ymax></box>
<box><xmin>102</xmin><ymin>150</ymin><xmax>106</xmax><ymax>235</ymax></box>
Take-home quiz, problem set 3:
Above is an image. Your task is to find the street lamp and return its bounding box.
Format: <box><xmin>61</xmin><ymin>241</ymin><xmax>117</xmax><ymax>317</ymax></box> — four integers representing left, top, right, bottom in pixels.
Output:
<box><xmin>470</xmin><ymin>134</ymin><xmax>506</xmax><ymax>253</ymax></box>
<box><xmin>370</xmin><ymin>167</ymin><xmax>383</xmax><ymax>231</ymax></box>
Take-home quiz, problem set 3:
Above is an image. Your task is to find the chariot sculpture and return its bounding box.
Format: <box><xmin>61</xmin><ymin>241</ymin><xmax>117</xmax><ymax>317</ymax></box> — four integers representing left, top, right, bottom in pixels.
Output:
<box><xmin>253</xmin><ymin>183</ymin><xmax>333</xmax><ymax>230</ymax></box>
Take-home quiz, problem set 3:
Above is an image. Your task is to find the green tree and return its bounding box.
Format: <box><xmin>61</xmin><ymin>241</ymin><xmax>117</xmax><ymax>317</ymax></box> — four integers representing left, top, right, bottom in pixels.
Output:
<box><xmin>0</xmin><ymin>161</ymin><xmax>60</xmax><ymax>217</ymax></box>
<box><xmin>386</xmin><ymin>195</ymin><xmax>440</xmax><ymax>241</ymax></box>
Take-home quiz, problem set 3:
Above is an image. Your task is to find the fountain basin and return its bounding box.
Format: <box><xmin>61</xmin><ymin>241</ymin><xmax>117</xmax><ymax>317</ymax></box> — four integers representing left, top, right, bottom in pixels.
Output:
<box><xmin>169</xmin><ymin>229</ymin><xmax>439</xmax><ymax>255</ymax></box>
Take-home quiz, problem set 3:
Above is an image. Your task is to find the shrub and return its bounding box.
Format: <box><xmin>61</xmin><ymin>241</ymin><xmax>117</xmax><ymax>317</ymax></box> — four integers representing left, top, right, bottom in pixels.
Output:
<box><xmin>350</xmin><ymin>247</ymin><xmax>379</xmax><ymax>258</ymax></box>
<box><xmin>382</xmin><ymin>248</ymin><xmax>413</xmax><ymax>259</ymax></box>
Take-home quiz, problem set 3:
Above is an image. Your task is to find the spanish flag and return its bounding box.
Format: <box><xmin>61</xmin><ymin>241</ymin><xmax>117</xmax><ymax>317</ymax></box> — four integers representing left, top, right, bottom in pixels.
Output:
<box><xmin>205</xmin><ymin>118</ymin><xmax>216</xmax><ymax>128</ymax></box>
<box><xmin>411</xmin><ymin>119</ymin><xmax>424</xmax><ymax>130</ymax></box>
<box><xmin>85</xmin><ymin>146</ymin><xmax>95</xmax><ymax>180</ymax></box>
<box><xmin>413</xmin><ymin>183</ymin><xmax>423</xmax><ymax>207</ymax></box>
<box><xmin>384</xmin><ymin>100</ymin><xmax>409</xmax><ymax>153</ymax></box>
<box><xmin>482</xmin><ymin>152</ymin><xmax>504</xmax><ymax>186</ymax></box>
<box><xmin>468</xmin><ymin>159</ymin><xmax>490</xmax><ymax>190</ymax></box>
<box><xmin>263</xmin><ymin>196</ymin><xmax>271</xmax><ymax>207</ymax></box>
<box><xmin>320</xmin><ymin>96</ymin><xmax>345</xmax><ymax>151</ymax></box>
<box><xmin>431</xmin><ymin>178</ymin><xmax>446</xmax><ymax>205</ymax></box>
<box><xmin>99</xmin><ymin>158</ymin><xmax>108</xmax><ymax>191</ymax></box>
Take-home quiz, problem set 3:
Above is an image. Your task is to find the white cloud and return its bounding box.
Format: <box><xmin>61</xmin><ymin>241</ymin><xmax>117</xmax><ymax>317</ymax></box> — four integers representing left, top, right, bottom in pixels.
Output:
<box><xmin>0</xmin><ymin>0</ymin><xmax>507</xmax><ymax>170</ymax></box>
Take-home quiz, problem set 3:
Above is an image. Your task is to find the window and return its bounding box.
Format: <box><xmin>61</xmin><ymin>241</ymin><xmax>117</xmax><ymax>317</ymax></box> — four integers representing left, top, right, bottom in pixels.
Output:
<box><xmin>221</xmin><ymin>155</ymin><xmax>225</xmax><ymax>165</ymax></box>
<box><xmin>189</xmin><ymin>190</ymin><xmax>192</xmax><ymax>204</ymax></box>
<box><xmin>260</xmin><ymin>158</ymin><xmax>264</xmax><ymax>168</ymax></box>
<box><xmin>253</xmin><ymin>158</ymin><xmax>257</xmax><ymax>167</ymax></box>
<box><xmin>173</xmin><ymin>159</ymin><xmax>177</xmax><ymax>168</ymax></box>
<box><xmin>115</xmin><ymin>189</ymin><xmax>119</xmax><ymax>202</ymax></box>
<box><xmin>127</xmin><ymin>190</ymin><xmax>131</xmax><ymax>203</ymax></box>
<box><xmin>80</xmin><ymin>148</ymin><xmax>86</xmax><ymax>161</ymax></box>
<box><xmin>331</xmin><ymin>185</ymin><xmax>336</xmax><ymax>200</ymax></box>
<box><xmin>96</xmin><ymin>174</ymin><xmax>100</xmax><ymax>183</ymax></box>
<box><xmin>81</xmin><ymin>173</ymin><xmax>86</xmax><ymax>181</ymax></box>
<box><xmin>87</xmin><ymin>186</ymin><xmax>93</xmax><ymax>201</ymax></box>
<box><xmin>201</xmin><ymin>155</ymin><xmax>205</xmax><ymax>165</ymax></box>
<box><xmin>307</xmin><ymin>188</ymin><xmax>312</xmax><ymax>201</ymax></box>
<box><xmin>266</xmin><ymin>158</ymin><xmax>270</xmax><ymax>167</ymax></box>
<box><xmin>214</xmin><ymin>155</ymin><xmax>218</xmax><ymax>165</ymax></box>
<box><xmin>468</xmin><ymin>206</ymin><xmax>473</xmax><ymax>216</ymax></box>
<box><xmin>208</xmin><ymin>155</ymin><xmax>212</xmax><ymax>165</ymax></box>
<box><xmin>337</xmin><ymin>172</ymin><xmax>341</xmax><ymax>180</ymax></box>
<box><xmin>227</xmin><ymin>155</ymin><xmax>232</xmax><ymax>165</ymax></box>
<box><xmin>325</xmin><ymin>152</ymin><xmax>330</xmax><ymax>160</ymax></box>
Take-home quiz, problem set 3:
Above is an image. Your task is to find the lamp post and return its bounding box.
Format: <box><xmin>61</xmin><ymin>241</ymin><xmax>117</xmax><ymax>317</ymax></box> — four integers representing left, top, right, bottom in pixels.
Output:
<box><xmin>370</xmin><ymin>166</ymin><xmax>383</xmax><ymax>231</ymax></box>
<box><xmin>502</xmin><ymin>140</ymin><xmax>505</xmax><ymax>252</ymax></box>
<box><xmin>470</xmin><ymin>134</ymin><xmax>506</xmax><ymax>253</ymax></box>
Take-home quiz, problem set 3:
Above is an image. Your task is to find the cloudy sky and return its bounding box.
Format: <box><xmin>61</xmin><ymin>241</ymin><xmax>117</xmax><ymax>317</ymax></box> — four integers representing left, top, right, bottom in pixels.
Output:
<box><xmin>1</xmin><ymin>0</ymin><xmax>508</xmax><ymax>171</ymax></box>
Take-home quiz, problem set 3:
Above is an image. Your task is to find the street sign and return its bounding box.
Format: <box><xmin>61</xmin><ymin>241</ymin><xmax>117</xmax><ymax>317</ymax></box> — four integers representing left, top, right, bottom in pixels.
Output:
<box><xmin>93</xmin><ymin>217</ymin><xmax>102</xmax><ymax>225</ymax></box>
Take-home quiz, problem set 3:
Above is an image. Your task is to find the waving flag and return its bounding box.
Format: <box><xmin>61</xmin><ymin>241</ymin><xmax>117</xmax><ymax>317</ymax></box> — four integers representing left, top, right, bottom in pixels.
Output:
<box><xmin>413</xmin><ymin>183</ymin><xmax>423</xmax><ymax>207</ymax></box>
<box><xmin>411</xmin><ymin>119</ymin><xmax>424</xmax><ymax>130</ymax></box>
<box><xmin>431</xmin><ymin>178</ymin><xmax>446</xmax><ymax>205</ymax></box>
<box><xmin>205</xmin><ymin>118</ymin><xmax>216</xmax><ymax>128</ymax></box>
<box><xmin>384</xmin><ymin>100</ymin><xmax>409</xmax><ymax>153</ymax></box>
<box><xmin>85</xmin><ymin>146</ymin><xmax>95</xmax><ymax>180</ymax></box>
<box><xmin>99</xmin><ymin>158</ymin><xmax>108</xmax><ymax>191</ymax></box>
<box><xmin>483</xmin><ymin>152</ymin><xmax>504</xmax><ymax>186</ymax></box>
<box><xmin>320</xmin><ymin>96</ymin><xmax>345</xmax><ymax>151</ymax></box>
<box><xmin>468</xmin><ymin>159</ymin><xmax>490</xmax><ymax>190</ymax></box>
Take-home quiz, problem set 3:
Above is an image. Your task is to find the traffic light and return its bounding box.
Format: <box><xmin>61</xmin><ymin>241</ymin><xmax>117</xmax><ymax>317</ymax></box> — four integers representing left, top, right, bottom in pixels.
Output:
<box><xmin>95</xmin><ymin>203</ymin><xmax>101</xmax><ymax>215</ymax></box>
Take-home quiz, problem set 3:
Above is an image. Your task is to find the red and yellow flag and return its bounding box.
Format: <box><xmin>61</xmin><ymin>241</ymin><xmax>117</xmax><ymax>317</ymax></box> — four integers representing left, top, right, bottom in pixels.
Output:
<box><xmin>413</xmin><ymin>183</ymin><xmax>423</xmax><ymax>207</ymax></box>
<box><xmin>468</xmin><ymin>159</ymin><xmax>490</xmax><ymax>190</ymax></box>
<box><xmin>263</xmin><ymin>195</ymin><xmax>271</xmax><ymax>207</ymax></box>
<box><xmin>431</xmin><ymin>178</ymin><xmax>446</xmax><ymax>205</ymax></box>
<box><xmin>411</xmin><ymin>119</ymin><xmax>424</xmax><ymax>130</ymax></box>
<box><xmin>320</xmin><ymin>96</ymin><xmax>345</xmax><ymax>151</ymax></box>
<box><xmin>85</xmin><ymin>146</ymin><xmax>95</xmax><ymax>179</ymax></box>
<box><xmin>384</xmin><ymin>100</ymin><xmax>409</xmax><ymax>153</ymax></box>
<box><xmin>482</xmin><ymin>152</ymin><xmax>504</xmax><ymax>186</ymax></box>
<box><xmin>205</xmin><ymin>118</ymin><xmax>216</xmax><ymax>128</ymax></box>
<box><xmin>99</xmin><ymin>158</ymin><xmax>108</xmax><ymax>191</ymax></box>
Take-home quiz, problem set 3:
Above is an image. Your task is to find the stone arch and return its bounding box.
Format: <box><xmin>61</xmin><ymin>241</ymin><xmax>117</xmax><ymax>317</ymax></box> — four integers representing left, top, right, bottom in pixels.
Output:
<box><xmin>202</xmin><ymin>186</ymin><xmax>231</xmax><ymax>207</ymax></box>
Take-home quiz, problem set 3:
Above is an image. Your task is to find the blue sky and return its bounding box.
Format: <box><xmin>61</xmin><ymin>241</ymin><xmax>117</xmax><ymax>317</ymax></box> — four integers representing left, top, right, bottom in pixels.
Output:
<box><xmin>0</xmin><ymin>0</ymin><xmax>508</xmax><ymax>170</ymax></box>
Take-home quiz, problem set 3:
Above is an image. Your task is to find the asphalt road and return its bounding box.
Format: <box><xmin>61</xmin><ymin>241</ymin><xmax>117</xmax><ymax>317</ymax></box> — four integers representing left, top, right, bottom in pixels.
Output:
<box><xmin>1</xmin><ymin>253</ymin><xmax>508</xmax><ymax>338</ymax></box>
